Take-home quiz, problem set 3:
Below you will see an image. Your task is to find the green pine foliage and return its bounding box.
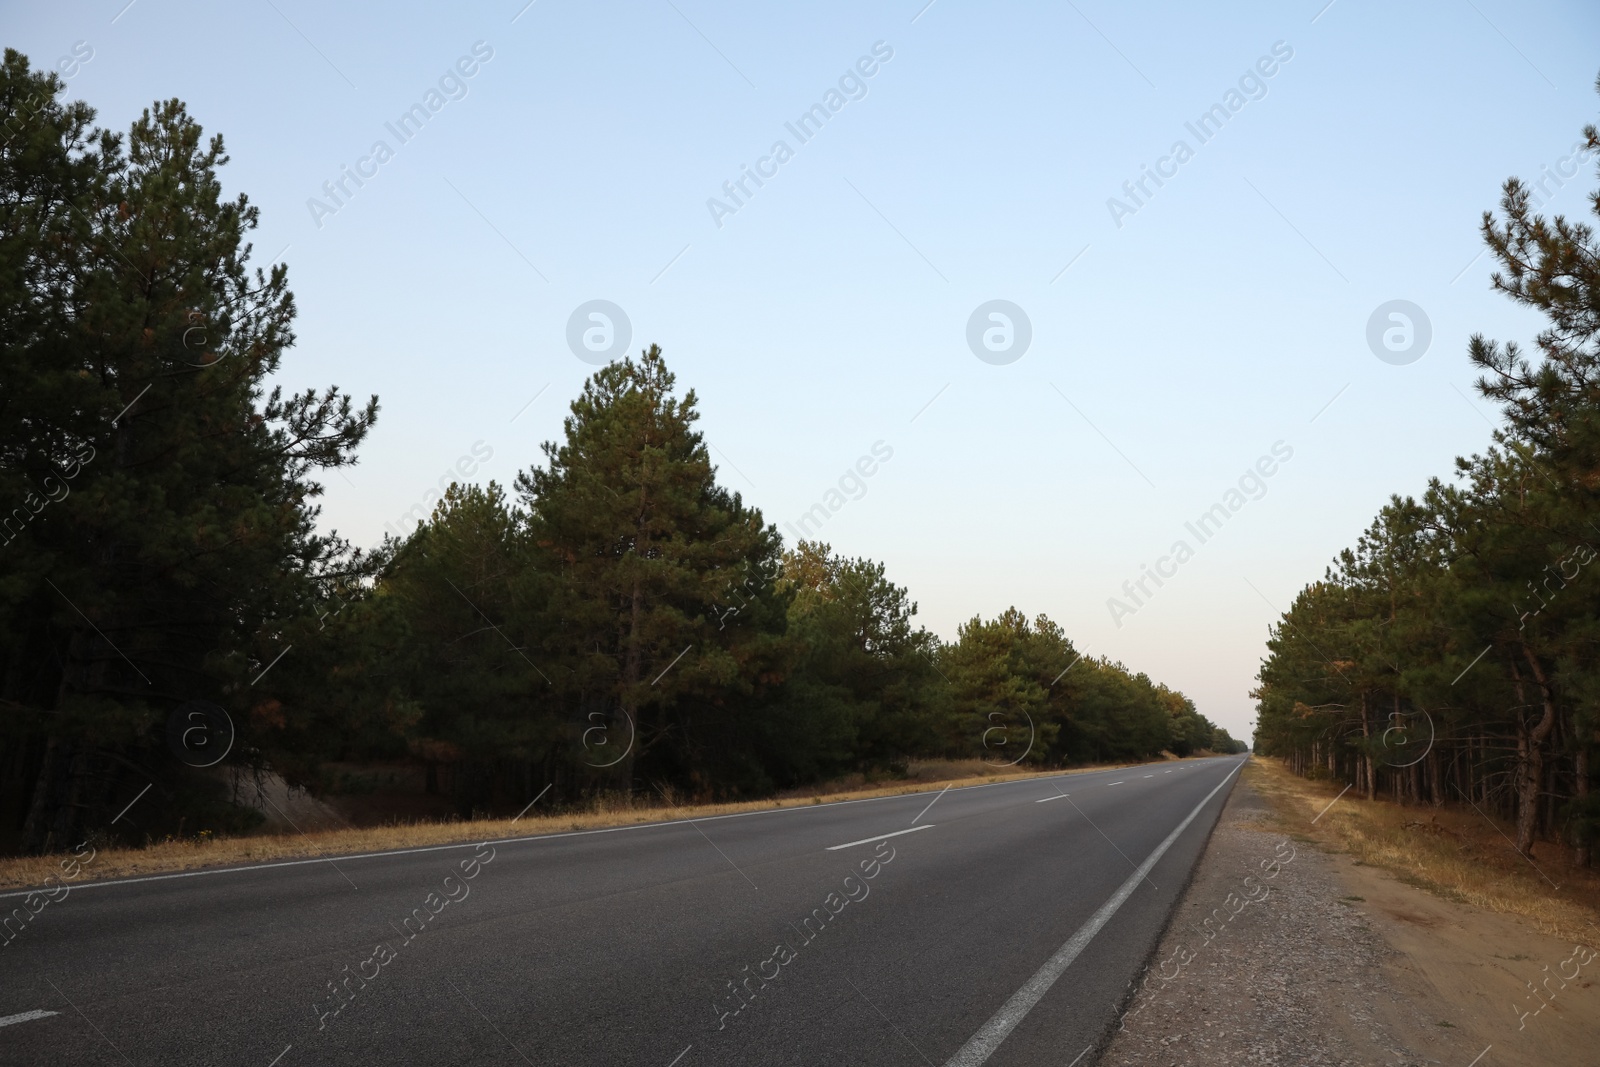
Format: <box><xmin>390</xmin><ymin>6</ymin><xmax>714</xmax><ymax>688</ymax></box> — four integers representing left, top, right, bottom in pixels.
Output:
<box><xmin>0</xmin><ymin>50</ymin><xmax>376</xmax><ymax>852</ymax></box>
<box><xmin>1254</xmin><ymin>86</ymin><xmax>1600</xmax><ymax>865</ymax></box>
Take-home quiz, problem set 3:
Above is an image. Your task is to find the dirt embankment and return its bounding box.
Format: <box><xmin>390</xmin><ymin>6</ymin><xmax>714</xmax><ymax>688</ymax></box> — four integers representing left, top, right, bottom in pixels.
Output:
<box><xmin>1101</xmin><ymin>761</ymin><xmax>1599</xmax><ymax>1067</ymax></box>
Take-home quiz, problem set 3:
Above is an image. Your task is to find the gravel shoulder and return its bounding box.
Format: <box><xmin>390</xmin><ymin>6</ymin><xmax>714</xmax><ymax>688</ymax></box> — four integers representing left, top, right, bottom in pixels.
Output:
<box><xmin>1099</xmin><ymin>769</ymin><xmax>1598</xmax><ymax>1067</ymax></box>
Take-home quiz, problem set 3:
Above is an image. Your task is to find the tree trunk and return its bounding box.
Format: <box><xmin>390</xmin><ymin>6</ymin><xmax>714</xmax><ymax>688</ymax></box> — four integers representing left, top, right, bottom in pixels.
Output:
<box><xmin>617</xmin><ymin>575</ymin><xmax>643</xmax><ymax>790</ymax></box>
<box><xmin>1514</xmin><ymin>647</ymin><xmax>1558</xmax><ymax>858</ymax></box>
<box><xmin>1576</xmin><ymin>745</ymin><xmax>1591</xmax><ymax>868</ymax></box>
<box><xmin>617</xmin><ymin>470</ymin><xmax>652</xmax><ymax>792</ymax></box>
<box><xmin>1392</xmin><ymin>692</ymin><xmax>1407</xmax><ymax>805</ymax></box>
<box><xmin>19</xmin><ymin>736</ymin><xmax>65</xmax><ymax>853</ymax></box>
<box><xmin>21</xmin><ymin>740</ymin><xmax>93</xmax><ymax>855</ymax></box>
<box><xmin>1360</xmin><ymin>691</ymin><xmax>1376</xmax><ymax>802</ymax></box>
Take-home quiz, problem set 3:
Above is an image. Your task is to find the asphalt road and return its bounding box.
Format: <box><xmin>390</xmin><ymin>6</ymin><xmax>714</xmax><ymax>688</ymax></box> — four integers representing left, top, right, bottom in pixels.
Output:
<box><xmin>0</xmin><ymin>756</ymin><xmax>1245</xmax><ymax>1067</ymax></box>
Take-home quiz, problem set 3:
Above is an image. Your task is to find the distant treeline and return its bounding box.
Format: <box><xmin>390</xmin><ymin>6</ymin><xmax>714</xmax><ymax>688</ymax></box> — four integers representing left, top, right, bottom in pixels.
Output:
<box><xmin>0</xmin><ymin>51</ymin><xmax>1238</xmax><ymax>855</ymax></box>
<box><xmin>1253</xmin><ymin>96</ymin><xmax>1600</xmax><ymax>866</ymax></box>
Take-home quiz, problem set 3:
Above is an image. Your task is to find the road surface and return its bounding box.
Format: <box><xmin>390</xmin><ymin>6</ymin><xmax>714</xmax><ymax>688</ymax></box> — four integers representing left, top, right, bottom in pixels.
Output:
<box><xmin>0</xmin><ymin>756</ymin><xmax>1245</xmax><ymax>1066</ymax></box>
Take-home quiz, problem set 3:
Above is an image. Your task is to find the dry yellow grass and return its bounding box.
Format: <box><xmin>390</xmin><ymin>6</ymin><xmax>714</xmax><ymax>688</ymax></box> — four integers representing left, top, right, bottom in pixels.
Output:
<box><xmin>1245</xmin><ymin>757</ymin><xmax>1600</xmax><ymax>947</ymax></box>
<box><xmin>0</xmin><ymin>756</ymin><xmax>1182</xmax><ymax>892</ymax></box>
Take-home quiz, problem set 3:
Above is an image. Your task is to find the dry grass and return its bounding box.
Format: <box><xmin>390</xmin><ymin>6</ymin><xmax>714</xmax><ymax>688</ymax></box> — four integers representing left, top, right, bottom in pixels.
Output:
<box><xmin>1245</xmin><ymin>757</ymin><xmax>1600</xmax><ymax>946</ymax></box>
<box><xmin>0</xmin><ymin>755</ymin><xmax>1179</xmax><ymax>892</ymax></box>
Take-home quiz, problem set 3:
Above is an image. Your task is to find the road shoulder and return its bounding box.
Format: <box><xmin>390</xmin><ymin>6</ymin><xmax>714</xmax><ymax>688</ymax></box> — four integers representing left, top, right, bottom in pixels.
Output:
<box><xmin>1099</xmin><ymin>767</ymin><xmax>1599</xmax><ymax>1067</ymax></box>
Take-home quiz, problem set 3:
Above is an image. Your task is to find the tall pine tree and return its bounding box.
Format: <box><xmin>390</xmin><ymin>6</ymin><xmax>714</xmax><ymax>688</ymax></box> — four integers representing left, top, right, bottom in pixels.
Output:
<box><xmin>516</xmin><ymin>346</ymin><xmax>790</xmax><ymax>794</ymax></box>
<box><xmin>0</xmin><ymin>53</ymin><xmax>376</xmax><ymax>852</ymax></box>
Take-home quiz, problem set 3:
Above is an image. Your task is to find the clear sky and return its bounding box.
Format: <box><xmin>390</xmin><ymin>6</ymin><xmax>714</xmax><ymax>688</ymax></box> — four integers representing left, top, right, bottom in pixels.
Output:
<box><xmin>9</xmin><ymin>0</ymin><xmax>1600</xmax><ymax>741</ymax></box>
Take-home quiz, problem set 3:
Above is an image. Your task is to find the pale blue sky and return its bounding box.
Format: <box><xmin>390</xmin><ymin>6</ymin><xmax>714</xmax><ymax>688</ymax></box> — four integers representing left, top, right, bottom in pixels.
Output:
<box><xmin>9</xmin><ymin>0</ymin><xmax>1599</xmax><ymax>740</ymax></box>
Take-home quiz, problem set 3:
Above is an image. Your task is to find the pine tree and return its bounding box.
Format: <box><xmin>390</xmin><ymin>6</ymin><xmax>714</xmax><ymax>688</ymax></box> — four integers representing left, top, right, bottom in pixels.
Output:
<box><xmin>776</xmin><ymin>541</ymin><xmax>947</xmax><ymax>778</ymax></box>
<box><xmin>0</xmin><ymin>55</ymin><xmax>376</xmax><ymax>851</ymax></box>
<box><xmin>516</xmin><ymin>346</ymin><xmax>789</xmax><ymax>794</ymax></box>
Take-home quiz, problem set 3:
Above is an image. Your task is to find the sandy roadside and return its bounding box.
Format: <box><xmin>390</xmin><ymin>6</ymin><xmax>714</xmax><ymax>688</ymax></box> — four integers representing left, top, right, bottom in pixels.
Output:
<box><xmin>1099</xmin><ymin>770</ymin><xmax>1598</xmax><ymax>1067</ymax></box>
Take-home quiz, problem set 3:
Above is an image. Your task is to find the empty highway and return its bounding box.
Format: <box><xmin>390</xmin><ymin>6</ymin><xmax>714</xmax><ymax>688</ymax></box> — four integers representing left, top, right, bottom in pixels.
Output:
<box><xmin>0</xmin><ymin>757</ymin><xmax>1245</xmax><ymax>1066</ymax></box>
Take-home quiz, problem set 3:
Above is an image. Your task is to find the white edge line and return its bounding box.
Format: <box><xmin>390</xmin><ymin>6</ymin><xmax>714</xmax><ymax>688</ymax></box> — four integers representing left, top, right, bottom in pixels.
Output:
<box><xmin>0</xmin><ymin>1009</ymin><xmax>60</xmax><ymax>1028</ymax></box>
<box><xmin>0</xmin><ymin>759</ymin><xmax>1226</xmax><ymax>899</ymax></box>
<box><xmin>825</xmin><ymin>824</ymin><xmax>935</xmax><ymax>851</ymax></box>
<box><xmin>941</xmin><ymin>761</ymin><xmax>1243</xmax><ymax>1067</ymax></box>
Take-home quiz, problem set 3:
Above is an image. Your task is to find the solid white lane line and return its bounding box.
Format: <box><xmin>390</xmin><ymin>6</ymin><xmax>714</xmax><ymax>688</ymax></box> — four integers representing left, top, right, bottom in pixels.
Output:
<box><xmin>1034</xmin><ymin>794</ymin><xmax>1070</xmax><ymax>803</ymax></box>
<box><xmin>825</xmin><ymin>825</ymin><xmax>935</xmax><ymax>851</ymax></box>
<box><xmin>940</xmin><ymin>762</ymin><xmax>1243</xmax><ymax>1067</ymax></box>
<box><xmin>0</xmin><ymin>1009</ymin><xmax>60</xmax><ymax>1028</ymax></box>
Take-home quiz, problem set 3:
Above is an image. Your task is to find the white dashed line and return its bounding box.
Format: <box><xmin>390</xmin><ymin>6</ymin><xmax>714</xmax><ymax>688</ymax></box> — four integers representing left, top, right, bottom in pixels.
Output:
<box><xmin>1034</xmin><ymin>794</ymin><xmax>1071</xmax><ymax>803</ymax></box>
<box><xmin>1108</xmin><ymin>782</ymin><xmax>1124</xmax><ymax>786</ymax></box>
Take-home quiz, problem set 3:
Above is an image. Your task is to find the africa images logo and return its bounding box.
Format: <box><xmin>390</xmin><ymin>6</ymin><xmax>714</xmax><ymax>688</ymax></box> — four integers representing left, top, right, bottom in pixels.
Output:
<box><xmin>966</xmin><ymin>301</ymin><xmax>1032</xmax><ymax>365</ymax></box>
